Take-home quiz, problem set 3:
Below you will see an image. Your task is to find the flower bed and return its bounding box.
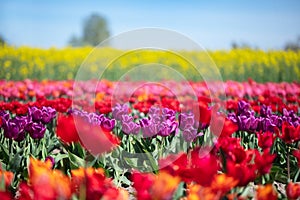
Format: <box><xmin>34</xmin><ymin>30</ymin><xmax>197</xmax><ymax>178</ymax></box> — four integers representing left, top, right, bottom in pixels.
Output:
<box><xmin>0</xmin><ymin>79</ymin><xmax>299</xmax><ymax>199</ymax></box>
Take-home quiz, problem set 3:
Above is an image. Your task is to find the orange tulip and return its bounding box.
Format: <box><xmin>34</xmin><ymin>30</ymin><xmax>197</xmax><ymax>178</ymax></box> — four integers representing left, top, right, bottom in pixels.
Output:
<box><xmin>0</xmin><ymin>169</ymin><xmax>13</xmax><ymax>188</ymax></box>
<box><xmin>211</xmin><ymin>174</ymin><xmax>238</xmax><ymax>195</ymax></box>
<box><xmin>151</xmin><ymin>172</ymin><xmax>180</xmax><ymax>200</ymax></box>
<box><xmin>28</xmin><ymin>157</ymin><xmax>71</xmax><ymax>200</ymax></box>
<box><xmin>256</xmin><ymin>184</ymin><xmax>277</xmax><ymax>200</ymax></box>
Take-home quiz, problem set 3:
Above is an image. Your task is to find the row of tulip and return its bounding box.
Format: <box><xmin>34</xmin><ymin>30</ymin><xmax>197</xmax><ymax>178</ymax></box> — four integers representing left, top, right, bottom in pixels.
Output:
<box><xmin>0</xmin><ymin>79</ymin><xmax>299</xmax><ymax>109</ymax></box>
<box><xmin>1</xmin><ymin>157</ymin><xmax>298</xmax><ymax>200</ymax></box>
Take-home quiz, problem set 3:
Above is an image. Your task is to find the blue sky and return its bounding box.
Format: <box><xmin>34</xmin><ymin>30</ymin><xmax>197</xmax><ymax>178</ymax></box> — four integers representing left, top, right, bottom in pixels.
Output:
<box><xmin>0</xmin><ymin>0</ymin><xmax>300</xmax><ymax>50</ymax></box>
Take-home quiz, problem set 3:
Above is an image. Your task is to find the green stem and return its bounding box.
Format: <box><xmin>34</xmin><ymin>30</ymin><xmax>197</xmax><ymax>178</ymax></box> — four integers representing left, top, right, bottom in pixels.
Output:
<box><xmin>294</xmin><ymin>168</ymin><xmax>300</xmax><ymax>182</ymax></box>
<box><xmin>9</xmin><ymin>139</ymin><xmax>13</xmax><ymax>157</ymax></box>
<box><xmin>287</xmin><ymin>146</ymin><xmax>291</xmax><ymax>182</ymax></box>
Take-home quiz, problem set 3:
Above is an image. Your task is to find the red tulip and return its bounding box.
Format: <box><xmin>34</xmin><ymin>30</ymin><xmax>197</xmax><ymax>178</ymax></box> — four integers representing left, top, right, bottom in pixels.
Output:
<box><xmin>56</xmin><ymin>114</ymin><xmax>80</xmax><ymax>144</ymax></box>
<box><xmin>211</xmin><ymin>113</ymin><xmax>238</xmax><ymax>137</ymax></box>
<box><xmin>57</xmin><ymin>114</ymin><xmax>120</xmax><ymax>155</ymax></box>
<box><xmin>257</xmin><ymin>131</ymin><xmax>276</xmax><ymax>150</ymax></box>
<box><xmin>131</xmin><ymin>171</ymin><xmax>154</xmax><ymax>200</ymax></box>
<box><xmin>76</xmin><ymin>117</ymin><xmax>120</xmax><ymax>155</ymax></box>
<box><xmin>71</xmin><ymin>167</ymin><xmax>127</xmax><ymax>200</ymax></box>
<box><xmin>159</xmin><ymin>147</ymin><xmax>218</xmax><ymax>186</ymax></box>
<box><xmin>198</xmin><ymin>101</ymin><xmax>212</xmax><ymax>126</ymax></box>
<box><xmin>226</xmin><ymin>160</ymin><xmax>256</xmax><ymax>186</ymax></box>
<box><xmin>216</xmin><ymin>136</ymin><xmax>242</xmax><ymax>154</ymax></box>
<box><xmin>254</xmin><ymin>150</ymin><xmax>276</xmax><ymax>175</ymax></box>
<box><xmin>278</xmin><ymin>122</ymin><xmax>300</xmax><ymax>144</ymax></box>
<box><xmin>0</xmin><ymin>192</ymin><xmax>12</xmax><ymax>200</ymax></box>
<box><xmin>293</xmin><ymin>149</ymin><xmax>300</xmax><ymax>167</ymax></box>
<box><xmin>286</xmin><ymin>182</ymin><xmax>300</xmax><ymax>200</ymax></box>
<box><xmin>18</xmin><ymin>182</ymin><xmax>33</xmax><ymax>200</ymax></box>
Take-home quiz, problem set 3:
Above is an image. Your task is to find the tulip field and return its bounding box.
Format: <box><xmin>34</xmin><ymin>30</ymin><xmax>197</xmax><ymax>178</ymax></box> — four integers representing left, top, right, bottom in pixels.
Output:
<box><xmin>0</xmin><ymin>46</ymin><xmax>300</xmax><ymax>200</ymax></box>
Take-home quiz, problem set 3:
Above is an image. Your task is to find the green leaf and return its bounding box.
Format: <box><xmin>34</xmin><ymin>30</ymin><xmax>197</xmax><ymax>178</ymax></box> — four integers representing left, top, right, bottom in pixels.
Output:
<box><xmin>145</xmin><ymin>152</ymin><xmax>158</xmax><ymax>172</ymax></box>
<box><xmin>117</xmin><ymin>175</ymin><xmax>131</xmax><ymax>186</ymax></box>
<box><xmin>74</xmin><ymin>143</ymin><xmax>86</xmax><ymax>158</ymax></box>
<box><xmin>173</xmin><ymin>182</ymin><xmax>185</xmax><ymax>200</ymax></box>
<box><xmin>9</xmin><ymin>153</ymin><xmax>22</xmax><ymax>172</ymax></box>
<box><xmin>0</xmin><ymin>143</ymin><xmax>9</xmax><ymax>163</ymax></box>
<box><xmin>271</xmin><ymin>165</ymin><xmax>288</xmax><ymax>183</ymax></box>
<box><xmin>107</xmin><ymin>156</ymin><xmax>122</xmax><ymax>171</ymax></box>
<box><xmin>53</xmin><ymin>154</ymin><xmax>69</xmax><ymax>163</ymax></box>
<box><xmin>86</xmin><ymin>155</ymin><xmax>99</xmax><ymax>167</ymax></box>
<box><xmin>68</xmin><ymin>151</ymin><xmax>85</xmax><ymax>168</ymax></box>
<box><xmin>123</xmin><ymin>157</ymin><xmax>138</xmax><ymax>168</ymax></box>
<box><xmin>0</xmin><ymin>174</ymin><xmax>6</xmax><ymax>191</ymax></box>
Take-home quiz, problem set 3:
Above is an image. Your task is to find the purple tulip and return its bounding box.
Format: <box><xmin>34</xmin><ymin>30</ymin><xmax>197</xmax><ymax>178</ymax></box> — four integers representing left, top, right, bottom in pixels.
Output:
<box><xmin>237</xmin><ymin>101</ymin><xmax>250</xmax><ymax>115</ymax></box>
<box><xmin>122</xmin><ymin>120</ymin><xmax>140</xmax><ymax>135</ymax></box>
<box><xmin>14</xmin><ymin>131</ymin><xmax>26</xmax><ymax>142</ymax></box>
<box><xmin>101</xmin><ymin>118</ymin><xmax>116</xmax><ymax>132</ymax></box>
<box><xmin>140</xmin><ymin>118</ymin><xmax>159</xmax><ymax>138</ymax></box>
<box><xmin>29</xmin><ymin>106</ymin><xmax>56</xmax><ymax>124</ymax></box>
<box><xmin>238</xmin><ymin>115</ymin><xmax>257</xmax><ymax>131</ymax></box>
<box><xmin>227</xmin><ymin>113</ymin><xmax>238</xmax><ymax>123</ymax></box>
<box><xmin>16</xmin><ymin>115</ymin><xmax>29</xmax><ymax>124</ymax></box>
<box><xmin>179</xmin><ymin>112</ymin><xmax>195</xmax><ymax>130</ymax></box>
<box><xmin>151</xmin><ymin>115</ymin><xmax>162</xmax><ymax>125</ymax></box>
<box><xmin>41</xmin><ymin>107</ymin><xmax>56</xmax><ymax>124</ymax></box>
<box><xmin>139</xmin><ymin>118</ymin><xmax>150</xmax><ymax>128</ymax></box>
<box><xmin>249</xmin><ymin>116</ymin><xmax>259</xmax><ymax>131</ymax></box>
<box><xmin>237</xmin><ymin>115</ymin><xmax>249</xmax><ymax>131</ymax></box>
<box><xmin>2</xmin><ymin>116</ymin><xmax>27</xmax><ymax>141</ymax></box>
<box><xmin>112</xmin><ymin>104</ymin><xmax>128</xmax><ymax>120</ymax></box>
<box><xmin>282</xmin><ymin>109</ymin><xmax>300</xmax><ymax>127</ymax></box>
<box><xmin>71</xmin><ymin>109</ymin><xmax>118</xmax><ymax>133</ymax></box>
<box><xmin>270</xmin><ymin>115</ymin><xmax>282</xmax><ymax>127</ymax></box>
<box><xmin>182</xmin><ymin>126</ymin><xmax>198</xmax><ymax>142</ymax></box>
<box><xmin>3</xmin><ymin>119</ymin><xmax>20</xmax><ymax>139</ymax></box>
<box><xmin>131</xmin><ymin>123</ymin><xmax>141</xmax><ymax>135</ymax></box>
<box><xmin>89</xmin><ymin>114</ymin><xmax>102</xmax><ymax>125</ymax></box>
<box><xmin>29</xmin><ymin>107</ymin><xmax>42</xmax><ymax>122</ymax></box>
<box><xmin>70</xmin><ymin>108</ymin><xmax>81</xmax><ymax>116</ymax></box>
<box><xmin>121</xmin><ymin>115</ymin><xmax>137</xmax><ymax>134</ymax></box>
<box><xmin>25</xmin><ymin>122</ymin><xmax>46</xmax><ymax>139</ymax></box>
<box><xmin>167</xmin><ymin>120</ymin><xmax>178</xmax><ymax>134</ymax></box>
<box><xmin>0</xmin><ymin>111</ymin><xmax>10</xmax><ymax>121</ymax></box>
<box><xmin>121</xmin><ymin>114</ymin><xmax>133</xmax><ymax>123</ymax></box>
<box><xmin>262</xmin><ymin>118</ymin><xmax>277</xmax><ymax>132</ymax></box>
<box><xmin>148</xmin><ymin>106</ymin><xmax>161</xmax><ymax>117</ymax></box>
<box><xmin>157</xmin><ymin>122</ymin><xmax>169</xmax><ymax>136</ymax></box>
<box><xmin>158</xmin><ymin>120</ymin><xmax>178</xmax><ymax>137</ymax></box>
<box><xmin>260</xmin><ymin>105</ymin><xmax>272</xmax><ymax>117</ymax></box>
<box><xmin>162</xmin><ymin>107</ymin><xmax>176</xmax><ymax>121</ymax></box>
<box><xmin>121</xmin><ymin>121</ymin><xmax>132</xmax><ymax>134</ymax></box>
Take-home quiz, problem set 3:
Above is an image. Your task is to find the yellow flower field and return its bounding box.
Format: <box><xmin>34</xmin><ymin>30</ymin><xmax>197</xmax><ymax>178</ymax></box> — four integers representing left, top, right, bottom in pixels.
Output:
<box><xmin>0</xmin><ymin>45</ymin><xmax>299</xmax><ymax>82</ymax></box>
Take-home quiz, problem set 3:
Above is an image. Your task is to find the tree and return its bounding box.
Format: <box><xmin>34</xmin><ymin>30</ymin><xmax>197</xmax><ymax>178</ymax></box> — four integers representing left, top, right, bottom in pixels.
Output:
<box><xmin>82</xmin><ymin>14</ymin><xmax>110</xmax><ymax>46</ymax></box>
<box><xmin>68</xmin><ymin>35</ymin><xmax>83</xmax><ymax>47</ymax></box>
<box><xmin>69</xmin><ymin>13</ymin><xmax>110</xmax><ymax>46</ymax></box>
<box><xmin>284</xmin><ymin>36</ymin><xmax>300</xmax><ymax>51</ymax></box>
<box><xmin>0</xmin><ymin>35</ymin><xmax>6</xmax><ymax>46</ymax></box>
<box><xmin>231</xmin><ymin>41</ymin><xmax>255</xmax><ymax>49</ymax></box>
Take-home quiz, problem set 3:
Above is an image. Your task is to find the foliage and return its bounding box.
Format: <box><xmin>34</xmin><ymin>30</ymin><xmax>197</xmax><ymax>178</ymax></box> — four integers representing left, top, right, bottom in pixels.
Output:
<box><xmin>284</xmin><ymin>36</ymin><xmax>300</xmax><ymax>52</ymax></box>
<box><xmin>68</xmin><ymin>13</ymin><xmax>110</xmax><ymax>47</ymax></box>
